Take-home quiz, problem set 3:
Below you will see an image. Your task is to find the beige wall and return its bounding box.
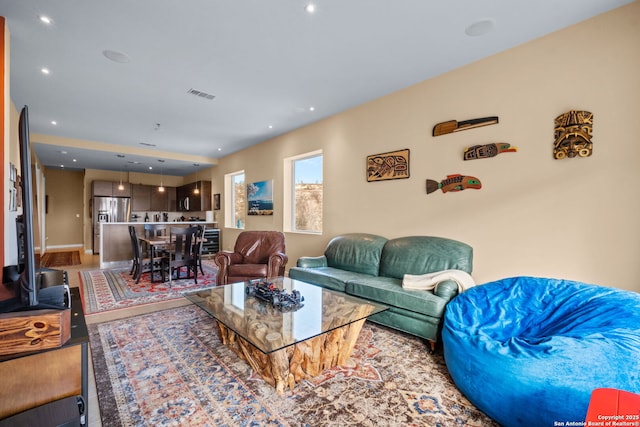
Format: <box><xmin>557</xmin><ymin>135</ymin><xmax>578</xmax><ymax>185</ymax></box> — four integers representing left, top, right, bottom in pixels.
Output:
<box><xmin>44</xmin><ymin>168</ymin><xmax>84</xmax><ymax>248</ymax></box>
<box><xmin>214</xmin><ymin>3</ymin><xmax>640</xmax><ymax>291</ymax></box>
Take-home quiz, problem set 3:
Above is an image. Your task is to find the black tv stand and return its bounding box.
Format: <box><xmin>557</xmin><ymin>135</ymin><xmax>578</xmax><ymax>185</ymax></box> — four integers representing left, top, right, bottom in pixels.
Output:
<box><xmin>0</xmin><ymin>395</ymin><xmax>85</xmax><ymax>427</ymax></box>
<box><xmin>0</xmin><ymin>287</ymin><xmax>88</xmax><ymax>425</ymax></box>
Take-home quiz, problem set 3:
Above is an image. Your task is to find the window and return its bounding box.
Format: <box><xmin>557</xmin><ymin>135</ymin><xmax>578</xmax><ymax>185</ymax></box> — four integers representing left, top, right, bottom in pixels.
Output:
<box><xmin>224</xmin><ymin>170</ymin><xmax>245</xmax><ymax>229</ymax></box>
<box><xmin>284</xmin><ymin>150</ymin><xmax>323</xmax><ymax>233</ymax></box>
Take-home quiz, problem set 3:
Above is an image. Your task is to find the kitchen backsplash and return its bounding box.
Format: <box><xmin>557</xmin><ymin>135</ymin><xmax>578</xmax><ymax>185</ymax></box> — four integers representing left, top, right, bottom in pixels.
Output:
<box><xmin>130</xmin><ymin>211</ymin><xmax>212</xmax><ymax>222</ymax></box>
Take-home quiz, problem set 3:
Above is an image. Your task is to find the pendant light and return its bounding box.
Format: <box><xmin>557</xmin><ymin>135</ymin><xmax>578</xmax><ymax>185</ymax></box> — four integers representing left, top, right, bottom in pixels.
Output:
<box><xmin>193</xmin><ymin>163</ymin><xmax>200</xmax><ymax>194</ymax></box>
<box><xmin>118</xmin><ymin>166</ymin><xmax>125</xmax><ymax>191</ymax></box>
<box><xmin>158</xmin><ymin>159</ymin><xmax>165</xmax><ymax>192</ymax></box>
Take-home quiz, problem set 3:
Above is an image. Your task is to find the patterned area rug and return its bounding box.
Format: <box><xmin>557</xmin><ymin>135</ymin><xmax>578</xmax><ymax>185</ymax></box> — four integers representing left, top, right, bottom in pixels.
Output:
<box><xmin>39</xmin><ymin>250</ymin><xmax>81</xmax><ymax>267</ymax></box>
<box><xmin>79</xmin><ymin>260</ymin><xmax>217</xmax><ymax>314</ymax></box>
<box><xmin>89</xmin><ymin>305</ymin><xmax>498</xmax><ymax>426</ymax></box>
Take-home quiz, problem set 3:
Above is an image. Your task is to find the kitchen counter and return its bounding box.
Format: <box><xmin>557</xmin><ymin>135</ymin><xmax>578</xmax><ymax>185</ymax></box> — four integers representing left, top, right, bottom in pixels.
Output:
<box><xmin>99</xmin><ymin>221</ymin><xmax>219</xmax><ymax>269</ymax></box>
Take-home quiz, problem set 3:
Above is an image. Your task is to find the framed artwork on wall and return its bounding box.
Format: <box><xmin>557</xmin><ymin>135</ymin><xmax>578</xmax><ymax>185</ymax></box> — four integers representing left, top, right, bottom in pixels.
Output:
<box><xmin>213</xmin><ymin>193</ymin><xmax>220</xmax><ymax>210</ymax></box>
<box><xmin>247</xmin><ymin>180</ymin><xmax>273</xmax><ymax>215</ymax></box>
<box><xmin>367</xmin><ymin>149</ymin><xmax>410</xmax><ymax>182</ymax></box>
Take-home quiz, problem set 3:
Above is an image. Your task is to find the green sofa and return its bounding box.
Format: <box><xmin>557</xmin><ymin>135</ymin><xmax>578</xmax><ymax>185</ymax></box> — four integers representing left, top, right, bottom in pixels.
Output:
<box><xmin>288</xmin><ymin>233</ymin><xmax>473</xmax><ymax>350</ymax></box>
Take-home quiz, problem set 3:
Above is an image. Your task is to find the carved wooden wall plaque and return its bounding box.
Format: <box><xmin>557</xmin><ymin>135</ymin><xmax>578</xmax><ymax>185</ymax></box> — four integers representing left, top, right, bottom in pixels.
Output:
<box><xmin>554</xmin><ymin>110</ymin><xmax>593</xmax><ymax>159</ymax></box>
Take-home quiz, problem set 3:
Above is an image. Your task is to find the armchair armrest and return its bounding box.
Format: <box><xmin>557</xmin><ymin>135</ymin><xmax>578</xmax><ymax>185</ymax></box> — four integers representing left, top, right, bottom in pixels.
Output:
<box><xmin>214</xmin><ymin>251</ymin><xmax>244</xmax><ymax>285</ymax></box>
<box><xmin>214</xmin><ymin>251</ymin><xmax>243</xmax><ymax>267</ymax></box>
<box><xmin>296</xmin><ymin>255</ymin><xmax>328</xmax><ymax>268</ymax></box>
<box><xmin>267</xmin><ymin>252</ymin><xmax>288</xmax><ymax>277</ymax></box>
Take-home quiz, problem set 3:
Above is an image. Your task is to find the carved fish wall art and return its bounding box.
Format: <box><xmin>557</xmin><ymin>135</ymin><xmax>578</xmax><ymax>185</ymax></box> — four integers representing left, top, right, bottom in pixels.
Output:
<box><xmin>464</xmin><ymin>143</ymin><xmax>517</xmax><ymax>160</ymax></box>
<box><xmin>426</xmin><ymin>174</ymin><xmax>482</xmax><ymax>194</ymax></box>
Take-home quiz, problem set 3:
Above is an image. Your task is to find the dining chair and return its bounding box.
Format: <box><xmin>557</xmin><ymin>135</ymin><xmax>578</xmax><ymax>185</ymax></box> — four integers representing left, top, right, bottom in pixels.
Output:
<box><xmin>143</xmin><ymin>223</ymin><xmax>168</xmax><ymax>258</ymax></box>
<box><xmin>128</xmin><ymin>225</ymin><xmax>152</xmax><ymax>283</ymax></box>
<box><xmin>193</xmin><ymin>224</ymin><xmax>206</xmax><ymax>275</ymax></box>
<box><xmin>161</xmin><ymin>226</ymin><xmax>199</xmax><ymax>285</ymax></box>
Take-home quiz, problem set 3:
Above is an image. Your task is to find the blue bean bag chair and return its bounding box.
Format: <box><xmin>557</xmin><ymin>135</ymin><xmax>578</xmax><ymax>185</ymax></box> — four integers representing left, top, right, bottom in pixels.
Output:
<box><xmin>442</xmin><ymin>276</ymin><xmax>640</xmax><ymax>427</ymax></box>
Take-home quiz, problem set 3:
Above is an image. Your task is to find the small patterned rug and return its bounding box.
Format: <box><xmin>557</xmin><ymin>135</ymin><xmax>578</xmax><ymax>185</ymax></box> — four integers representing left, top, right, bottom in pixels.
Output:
<box><xmin>89</xmin><ymin>305</ymin><xmax>498</xmax><ymax>426</ymax></box>
<box><xmin>79</xmin><ymin>260</ymin><xmax>217</xmax><ymax>315</ymax></box>
<box><xmin>39</xmin><ymin>250</ymin><xmax>81</xmax><ymax>267</ymax></box>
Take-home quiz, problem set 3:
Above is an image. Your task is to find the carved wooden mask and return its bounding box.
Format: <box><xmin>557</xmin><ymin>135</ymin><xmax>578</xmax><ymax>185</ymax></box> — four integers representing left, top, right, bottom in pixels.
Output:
<box><xmin>553</xmin><ymin>110</ymin><xmax>593</xmax><ymax>159</ymax></box>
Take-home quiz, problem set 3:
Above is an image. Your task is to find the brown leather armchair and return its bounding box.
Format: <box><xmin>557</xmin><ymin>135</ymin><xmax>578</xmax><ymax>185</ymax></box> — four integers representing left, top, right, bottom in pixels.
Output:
<box><xmin>214</xmin><ymin>231</ymin><xmax>288</xmax><ymax>285</ymax></box>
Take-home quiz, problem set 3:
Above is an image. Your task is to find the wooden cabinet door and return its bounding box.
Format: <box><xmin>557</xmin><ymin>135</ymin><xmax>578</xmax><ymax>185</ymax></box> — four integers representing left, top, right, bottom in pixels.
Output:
<box><xmin>150</xmin><ymin>185</ymin><xmax>168</xmax><ymax>211</ymax></box>
<box><xmin>200</xmin><ymin>181</ymin><xmax>212</xmax><ymax>211</ymax></box>
<box><xmin>167</xmin><ymin>187</ymin><xmax>177</xmax><ymax>211</ymax></box>
<box><xmin>113</xmin><ymin>182</ymin><xmax>131</xmax><ymax>197</ymax></box>
<box><xmin>131</xmin><ymin>184</ymin><xmax>151</xmax><ymax>211</ymax></box>
<box><xmin>92</xmin><ymin>180</ymin><xmax>113</xmax><ymax>196</ymax></box>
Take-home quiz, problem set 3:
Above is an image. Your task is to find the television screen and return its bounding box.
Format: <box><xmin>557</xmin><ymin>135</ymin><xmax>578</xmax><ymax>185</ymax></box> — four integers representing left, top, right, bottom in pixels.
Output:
<box><xmin>0</xmin><ymin>106</ymin><xmax>68</xmax><ymax>313</ymax></box>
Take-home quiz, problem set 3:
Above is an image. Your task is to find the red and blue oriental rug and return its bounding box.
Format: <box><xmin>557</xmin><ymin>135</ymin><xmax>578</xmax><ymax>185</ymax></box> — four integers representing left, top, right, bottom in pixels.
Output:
<box><xmin>89</xmin><ymin>305</ymin><xmax>497</xmax><ymax>426</ymax></box>
<box><xmin>79</xmin><ymin>260</ymin><xmax>217</xmax><ymax>314</ymax></box>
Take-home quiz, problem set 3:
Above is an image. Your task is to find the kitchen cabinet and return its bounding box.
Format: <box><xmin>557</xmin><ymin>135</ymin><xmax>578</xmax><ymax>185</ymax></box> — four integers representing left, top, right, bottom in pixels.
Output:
<box><xmin>167</xmin><ymin>186</ymin><xmax>177</xmax><ymax>211</ymax></box>
<box><xmin>150</xmin><ymin>185</ymin><xmax>168</xmax><ymax>211</ymax></box>
<box><xmin>131</xmin><ymin>184</ymin><xmax>151</xmax><ymax>211</ymax></box>
<box><xmin>200</xmin><ymin>181</ymin><xmax>212</xmax><ymax>211</ymax></box>
<box><xmin>178</xmin><ymin>181</ymin><xmax>211</xmax><ymax>211</ymax></box>
<box><xmin>92</xmin><ymin>180</ymin><xmax>131</xmax><ymax>197</ymax></box>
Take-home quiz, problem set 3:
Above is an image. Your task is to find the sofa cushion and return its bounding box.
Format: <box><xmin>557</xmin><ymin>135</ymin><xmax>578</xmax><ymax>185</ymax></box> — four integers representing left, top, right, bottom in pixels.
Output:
<box><xmin>289</xmin><ymin>267</ymin><xmax>372</xmax><ymax>293</ymax></box>
<box><xmin>324</xmin><ymin>233</ymin><xmax>388</xmax><ymax>276</ymax></box>
<box><xmin>380</xmin><ymin>236</ymin><xmax>473</xmax><ymax>280</ymax></box>
<box><xmin>346</xmin><ymin>276</ymin><xmax>448</xmax><ymax>317</ymax></box>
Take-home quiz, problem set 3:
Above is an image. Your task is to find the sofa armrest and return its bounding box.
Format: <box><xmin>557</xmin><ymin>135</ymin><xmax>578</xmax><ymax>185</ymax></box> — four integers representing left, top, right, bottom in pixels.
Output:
<box><xmin>296</xmin><ymin>255</ymin><xmax>328</xmax><ymax>268</ymax></box>
<box><xmin>434</xmin><ymin>280</ymin><xmax>459</xmax><ymax>302</ymax></box>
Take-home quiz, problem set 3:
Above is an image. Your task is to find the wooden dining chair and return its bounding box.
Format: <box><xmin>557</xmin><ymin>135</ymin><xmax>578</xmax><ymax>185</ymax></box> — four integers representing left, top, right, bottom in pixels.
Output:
<box><xmin>143</xmin><ymin>223</ymin><xmax>168</xmax><ymax>257</ymax></box>
<box><xmin>161</xmin><ymin>226</ymin><xmax>199</xmax><ymax>285</ymax></box>
<box><xmin>193</xmin><ymin>224</ymin><xmax>206</xmax><ymax>275</ymax></box>
<box><xmin>128</xmin><ymin>225</ymin><xmax>152</xmax><ymax>283</ymax></box>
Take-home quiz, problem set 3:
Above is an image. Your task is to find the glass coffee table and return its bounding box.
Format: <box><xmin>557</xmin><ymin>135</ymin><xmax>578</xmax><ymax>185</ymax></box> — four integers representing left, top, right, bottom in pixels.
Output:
<box><xmin>183</xmin><ymin>277</ymin><xmax>387</xmax><ymax>393</ymax></box>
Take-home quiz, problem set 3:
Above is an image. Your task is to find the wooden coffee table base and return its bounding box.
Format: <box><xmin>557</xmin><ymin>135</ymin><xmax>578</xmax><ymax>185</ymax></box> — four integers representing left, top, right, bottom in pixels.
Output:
<box><xmin>215</xmin><ymin>318</ymin><xmax>367</xmax><ymax>394</ymax></box>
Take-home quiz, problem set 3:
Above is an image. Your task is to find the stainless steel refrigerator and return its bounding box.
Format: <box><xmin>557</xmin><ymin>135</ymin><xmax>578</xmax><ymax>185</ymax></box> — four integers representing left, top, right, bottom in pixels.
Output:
<box><xmin>92</xmin><ymin>196</ymin><xmax>131</xmax><ymax>254</ymax></box>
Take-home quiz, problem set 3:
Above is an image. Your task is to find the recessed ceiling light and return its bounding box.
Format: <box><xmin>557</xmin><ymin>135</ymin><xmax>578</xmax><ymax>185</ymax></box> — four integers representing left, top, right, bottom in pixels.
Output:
<box><xmin>309</xmin><ymin>106</ymin><xmax>315</xmax><ymax>112</ymax></box>
<box><xmin>149</xmin><ymin>166</ymin><xmax>153</xmax><ymax>170</ymax></box>
<box><xmin>465</xmin><ymin>19</ymin><xmax>495</xmax><ymax>37</ymax></box>
<box><xmin>39</xmin><ymin>16</ymin><xmax>53</xmax><ymax>25</ymax></box>
<box><xmin>60</xmin><ymin>164</ymin><xmax>65</xmax><ymax>168</ymax></box>
<box><xmin>305</xmin><ymin>4</ymin><xmax>316</xmax><ymax>13</ymax></box>
<box><xmin>51</xmin><ymin>120</ymin><xmax>57</xmax><ymax>125</ymax></box>
<box><xmin>268</xmin><ymin>125</ymin><xmax>273</xmax><ymax>129</ymax></box>
<box><xmin>103</xmin><ymin>49</ymin><xmax>131</xmax><ymax>64</ymax></box>
<box><xmin>73</xmin><ymin>159</ymin><xmax>77</xmax><ymax>162</ymax></box>
<box><xmin>41</xmin><ymin>68</ymin><xmax>50</xmax><ymax>75</ymax></box>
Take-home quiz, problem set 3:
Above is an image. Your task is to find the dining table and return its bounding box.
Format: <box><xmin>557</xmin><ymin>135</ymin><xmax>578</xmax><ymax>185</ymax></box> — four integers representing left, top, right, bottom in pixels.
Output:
<box><xmin>138</xmin><ymin>234</ymin><xmax>207</xmax><ymax>284</ymax></box>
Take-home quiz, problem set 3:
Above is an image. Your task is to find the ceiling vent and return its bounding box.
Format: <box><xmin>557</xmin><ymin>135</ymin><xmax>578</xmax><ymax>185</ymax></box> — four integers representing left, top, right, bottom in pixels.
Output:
<box><xmin>187</xmin><ymin>88</ymin><xmax>215</xmax><ymax>100</ymax></box>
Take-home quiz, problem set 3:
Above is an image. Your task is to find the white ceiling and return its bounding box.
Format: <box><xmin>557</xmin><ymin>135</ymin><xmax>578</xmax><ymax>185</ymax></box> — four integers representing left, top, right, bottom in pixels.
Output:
<box><xmin>2</xmin><ymin>0</ymin><xmax>634</xmax><ymax>176</ymax></box>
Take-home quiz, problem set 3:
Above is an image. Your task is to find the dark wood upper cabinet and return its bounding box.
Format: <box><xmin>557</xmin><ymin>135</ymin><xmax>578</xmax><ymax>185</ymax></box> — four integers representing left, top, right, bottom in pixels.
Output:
<box><xmin>92</xmin><ymin>180</ymin><xmax>131</xmax><ymax>197</ymax></box>
<box><xmin>149</xmin><ymin>185</ymin><xmax>168</xmax><ymax>211</ymax></box>
<box><xmin>131</xmin><ymin>184</ymin><xmax>151</xmax><ymax>211</ymax></box>
<box><xmin>177</xmin><ymin>181</ymin><xmax>211</xmax><ymax>211</ymax></box>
